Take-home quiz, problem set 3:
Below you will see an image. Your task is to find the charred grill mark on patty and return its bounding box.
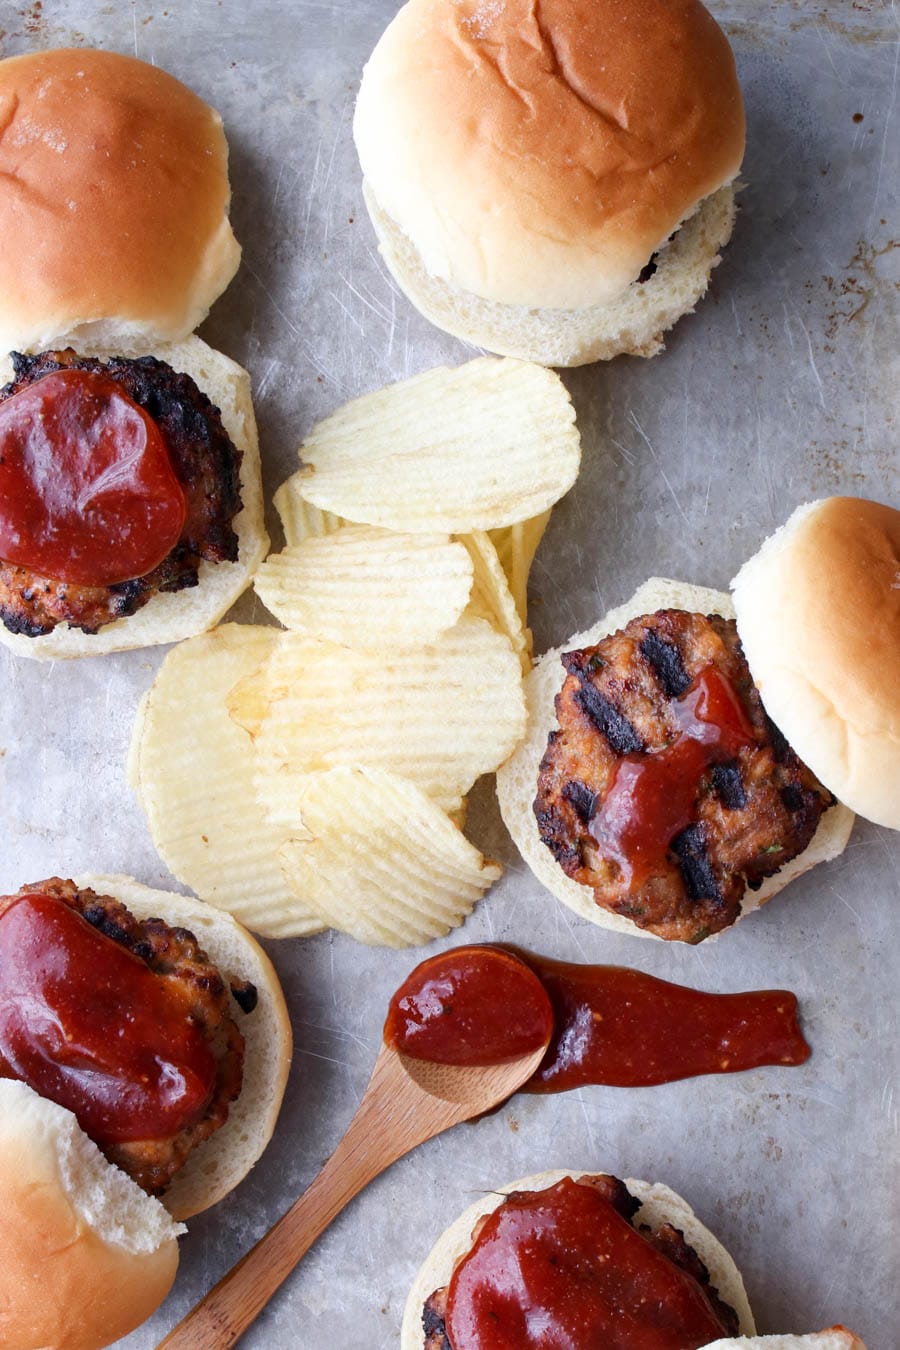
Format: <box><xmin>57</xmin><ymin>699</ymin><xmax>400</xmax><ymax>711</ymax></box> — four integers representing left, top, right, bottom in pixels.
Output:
<box><xmin>534</xmin><ymin>610</ymin><xmax>834</xmax><ymax>942</ymax></box>
<box><xmin>0</xmin><ymin>877</ymin><xmax>252</xmax><ymax>1196</ymax></box>
<box><xmin>0</xmin><ymin>349</ymin><xmax>243</xmax><ymax>637</ymax></box>
<box><xmin>421</xmin><ymin>1175</ymin><xmax>738</xmax><ymax>1347</ymax></box>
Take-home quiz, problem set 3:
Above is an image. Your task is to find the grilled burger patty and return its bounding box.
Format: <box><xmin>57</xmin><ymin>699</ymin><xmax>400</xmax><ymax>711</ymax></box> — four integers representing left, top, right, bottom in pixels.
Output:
<box><xmin>534</xmin><ymin>611</ymin><xmax>833</xmax><ymax>943</ymax></box>
<box><xmin>0</xmin><ymin>349</ymin><xmax>243</xmax><ymax>637</ymax></box>
<box><xmin>0</xmin><ymin>877</ymin><xmax>255</xmax><ymax>1196</ymax></box>
<box><xmin>421</xmin><ymin>1174</ymin><xmax>741</xmax><ymax>1348</ymax></box>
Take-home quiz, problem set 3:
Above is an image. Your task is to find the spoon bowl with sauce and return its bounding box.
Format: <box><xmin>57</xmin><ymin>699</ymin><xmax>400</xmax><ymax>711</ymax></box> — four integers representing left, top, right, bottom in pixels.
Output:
<box><xmin>158</xmin><ymin>947</ymin><xmax>552</xmax><ymax>1350</ymax></box>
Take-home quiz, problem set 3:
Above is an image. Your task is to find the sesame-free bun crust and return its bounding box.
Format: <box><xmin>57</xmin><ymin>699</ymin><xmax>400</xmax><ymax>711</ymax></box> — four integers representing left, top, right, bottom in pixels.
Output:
<box><xmin>495</xmin><ymin>578</ymin><xmax>854</xmax><ymax>941</ymax></box>
<box><xmin>0</xmin><ymin>48</ymin><xmax>240</xmax><ymax>353</ymax></box>
<box><xmin>732</xmin><ymin>497</ymin><xmax>900</xmax><ymax>831</ymax></box>
<box><xmin>355</xmin><ymin>0</ymin><xmax>744</xmax><ymax>312</ymax></box>
<box><xmin>401</xmin><ymin>1168</ymin><xmax>756</xmax><ymax>1349</ymax></box>
<box><xmin>706</xmin><ymin>1334</ymin><xmax>868</xmax><ymax>1350</ymax></box>
<box><xmin>0</xmin><ymin>336</ymin><xmax>268</xmax><ymax>660</ymax></box>
<box><xmin>0</xmin><ymin>1080</ymin><xmax>182</xmax><ymax>1350</ymax></box>
<box><xmin>72</xmin><ymin>874</ymin><xmax>293</xmax><ymax>1221</ymax></box>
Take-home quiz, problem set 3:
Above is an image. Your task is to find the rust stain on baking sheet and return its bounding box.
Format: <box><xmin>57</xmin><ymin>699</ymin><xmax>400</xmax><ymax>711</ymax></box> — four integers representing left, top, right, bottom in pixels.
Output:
<box><xmin>823</xmin><ymin>239</ymin><xmax>899</xmax><ymax>340</ymax></box>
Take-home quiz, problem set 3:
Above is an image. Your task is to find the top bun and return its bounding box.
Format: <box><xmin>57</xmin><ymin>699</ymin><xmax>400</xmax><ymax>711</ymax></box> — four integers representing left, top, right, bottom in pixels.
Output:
<box><xmin>0</xmin><ymin>48</ymin><xmax>240</xmax><ymax>353</ymax></box>
<box><xmin>0</xmin><ymin>1079</ymin><xmax>182</xmax><ymax>1350</ymax></box>
<box><xmin>732</xmin><ymin>497</ymin><xmax>900</xmax><ymax>831</ymax></box>
<box><xmin>355</xmin><ymin>0</ymin><xmax>745</xmax><ymax>311</ymax></box>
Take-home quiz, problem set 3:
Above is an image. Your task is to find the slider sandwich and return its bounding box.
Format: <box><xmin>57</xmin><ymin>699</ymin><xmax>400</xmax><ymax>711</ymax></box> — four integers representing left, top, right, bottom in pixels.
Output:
<box><xmin>355</xmin><ymin>0</ymin><xmax>745</xmax><ymax>367</ymax></box>
<box><xmin>403</xmin><ymin>1170</ymin><xmax>867</xmax><ymax>1350</ymax></box>
<box><xmin>0</xmin><ymin>48</ymin><xmax>267</xmax><ymax>657</ymax></box>
<box><xmin>0</xmin><ymin>875</ymin><xmax>291</xmax><ymax>1348</ymax></box>
<box><xmin>497</xmin><ymin>498</ymin><xmax>899</xmax><ymax>942</ymax></box>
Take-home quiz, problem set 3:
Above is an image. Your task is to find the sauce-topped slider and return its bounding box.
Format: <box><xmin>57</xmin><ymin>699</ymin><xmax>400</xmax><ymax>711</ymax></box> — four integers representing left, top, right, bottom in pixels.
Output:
<box><xmin>0</xmin><ymin>49</ymin><xmax>266</xmax><ymax>657</ymax></box>
<box><xmin>497</xmin><ymin>495</ymin><xmax>899</xmax><ymax>942</ymax></box>
<box><xmin>354</xmin><ymin>0</ymin><xmax>744</xmax><ymax>367</ymax></box>
<box><xmin>0</xmin><ymin>874</ymin><xmax>291</xmax><ymax>1220</ymax></box>
<box><xmin>403</xmin><ymin>1169</ymin><xmax>755</xmax><ymax>1348</ymax></box>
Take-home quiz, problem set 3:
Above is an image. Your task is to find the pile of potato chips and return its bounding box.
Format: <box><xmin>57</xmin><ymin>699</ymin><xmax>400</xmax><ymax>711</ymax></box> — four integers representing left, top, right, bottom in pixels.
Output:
<box><xmin>129</xmin><ymin>357</ymin><xmax>581</xmax><ymax>947</ymax></box>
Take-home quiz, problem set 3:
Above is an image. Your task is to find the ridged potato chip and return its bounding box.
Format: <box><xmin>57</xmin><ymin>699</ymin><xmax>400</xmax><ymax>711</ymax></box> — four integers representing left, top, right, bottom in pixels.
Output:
<box><xmin>253</xmin><ymin>526</ymin><xmax>473</xmax><ymax>648</ymax></box>
<box><xmin>489</xmin><ymin>509</ymin><xmax>553</xmax><ymax>626</ymax></box>
<box><xmin>273</xmin><ymin>471</ymin><xmax>346</xmax><ymax>546</ymax></box>
<box><xmin>131</xmin><ymin>624</ymin><xmax>325</xmax><ymax>939</ymax></box>
<box><xmin>460</xmin><ymin>531</ymin><xmax>529</xmax><ymax>674</ymax></box>
<box><xmin>279</xmin><ymin>767</ymin><xmax>501</xmax><ymax>946</ymax></box>
<box><xmin>297</xmin><ymin>357</ymin><xmax>581</xmax><ymax>533</ymax></box>
<box><xmin>230</xmin><ymin>616</ymin><xmax>526</xmax><ymax>821</ymax></box>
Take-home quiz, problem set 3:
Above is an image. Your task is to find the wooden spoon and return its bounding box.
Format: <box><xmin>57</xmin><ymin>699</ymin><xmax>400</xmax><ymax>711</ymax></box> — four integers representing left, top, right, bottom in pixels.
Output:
<box><xmin>158</xmin><ymin>1025</ymin><xmax>551</xmax><ymax>1347</ymax></box>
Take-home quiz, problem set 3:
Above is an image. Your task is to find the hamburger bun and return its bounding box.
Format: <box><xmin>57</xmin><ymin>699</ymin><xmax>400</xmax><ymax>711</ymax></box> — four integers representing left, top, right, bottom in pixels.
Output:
<box><xmin>70</xmin><ymin>874</ymin><xmax>293</xmax><ymax>1221</ymax></box>
<box><xmin>401</xmin><ymin>1168</ymin><xmax>756</xmax><ymax>1348</ymax></box>
<box><xmin>0</xmin><ymin>335</ymin><xmax>268</xmax><ymax>660</ymax></box>
<box><xmin>495</xmin><ymin>577</ymin><xmax>854</xmax><ymax>941</ymax></box>
<box><xmin>0</xmin><ymin>1079</ymin><xmax>183</xmax><ymax>1350</ymax></box>
<box><xmin>0</xmin><ymin>48</ymin><xmax>240</xmax><ymax>355</ymax></box>
<box><xmin>731</xmin><ymin>497</ymin><xmax>900</xmax><ymax>831</ymax></box>
<box><xmin>355</xmin><ymin>0</ymin><xmax>745</xmax><ymax>365</ymax></box>
<box><xmin>706</xmin><ymin>1335</ymin><xmax>867</xmax><ymax>1349</ymax></box>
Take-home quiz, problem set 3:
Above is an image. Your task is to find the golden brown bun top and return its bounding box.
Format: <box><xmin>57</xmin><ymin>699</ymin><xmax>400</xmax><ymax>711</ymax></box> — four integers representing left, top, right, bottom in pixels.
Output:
<box><xmin>732</xmin><ymin>496</ymin><xmax>900</xmax><ymax>830</ymax></box>
<box><xmin>354</xmin><ymin>0</ymin><xmax>745</xmax><ymax>309</ymax></box>
<box><xmin>0</xmin><ymin>47</ymin><xmax>240</xmax><ymax>352</ymax></box>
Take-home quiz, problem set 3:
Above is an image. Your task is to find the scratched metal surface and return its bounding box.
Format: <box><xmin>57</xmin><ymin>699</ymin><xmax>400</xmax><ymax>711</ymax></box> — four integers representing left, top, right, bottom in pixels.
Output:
<box><xmin>0</xmin><ymin>1</ymin><xmax>897</xmax><ymax>1346</ymax></box>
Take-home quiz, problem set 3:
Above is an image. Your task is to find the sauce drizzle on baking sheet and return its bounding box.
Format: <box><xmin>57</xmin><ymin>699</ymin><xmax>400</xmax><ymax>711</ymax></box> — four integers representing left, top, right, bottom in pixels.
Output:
<box><xmin>385</xmin><ymin>945</ymin><xmax>809</xmax><ymax>1089</ymax></box>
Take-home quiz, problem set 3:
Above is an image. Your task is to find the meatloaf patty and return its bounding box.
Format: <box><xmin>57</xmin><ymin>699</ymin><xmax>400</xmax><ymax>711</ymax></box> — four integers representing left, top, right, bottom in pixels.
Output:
<box><xmin>0</xmin><ymin>349</ymin><xmax>243</xmax><ymax>637</ymax></box>
<box><xmin>0</xmin><ymin>877</ymin><xmax>255</xmax><ymax>1195</ymax></box>
<box><xmin>534</xmin><ymin>611</ymin><xmax>833</xmax><ymax>942</ymax></box>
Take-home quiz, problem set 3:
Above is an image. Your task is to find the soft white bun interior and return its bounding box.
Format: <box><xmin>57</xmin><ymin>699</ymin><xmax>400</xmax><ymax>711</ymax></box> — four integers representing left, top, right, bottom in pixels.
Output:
<box><xmin>495</xmin><ymin>578</ymin><xmax>855</xmax><ymax>941</ymax></box>
<box><xmin>706</xmin><ymin>1334</ymin><xmax>867</xmax><ymax>1349</ymax></box>
<box><xmin>0</xmin><ymin>336</ymin><xmax>268</xmax><ymax>660</ymax></box>
<box><xmin>0</xmin><ymin>48</ymin><xmax>240</xmax><ymax>354</ymax></box>
<box><xmin>732</xmin><ymin>497</ymin><xmax>900</xmax><ymax>831</ymax></box>
<box><xmin>401</xmin><ymin>1168</ymin><xmax>756</xmax><ymax>1349</ymax></box>
<box><xmin>0</xmin><ymin>1079</ymin><xmax>183</xmax><ymax>1350</ymax></box>
<box><xmin>72</xmin><ymin>874</ymin><xmax>292</xmax><ymax>1220</ymax></box>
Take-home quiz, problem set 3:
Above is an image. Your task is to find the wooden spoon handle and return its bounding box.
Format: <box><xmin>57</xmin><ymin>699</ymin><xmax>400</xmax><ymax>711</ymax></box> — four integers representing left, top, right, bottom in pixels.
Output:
<box><xmin>157</xmin><ymin>1050</ymin><xmax>417</xmax><ymax>1349</ymax></box>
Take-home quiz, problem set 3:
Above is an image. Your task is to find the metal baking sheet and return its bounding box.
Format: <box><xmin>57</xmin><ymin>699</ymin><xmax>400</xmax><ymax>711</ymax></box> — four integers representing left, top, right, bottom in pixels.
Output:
<box><xmin>0</xmin><ymin>1</ymin><xmax>897</xmax><ymax>1346</ymax></box>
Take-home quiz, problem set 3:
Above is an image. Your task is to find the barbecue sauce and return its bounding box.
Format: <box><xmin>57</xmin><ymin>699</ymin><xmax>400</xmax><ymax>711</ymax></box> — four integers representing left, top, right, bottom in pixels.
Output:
<box><xmin>445</xmin><ymin>1177</ymin><xmax>732</xmax><ymax>1349</ymax></box>
<box><xmin>385</xmin><ymin>946</ymin><xmax>808</xmax><ymax>1089</ymax></box>
<box><xmin>589</xmin><ymin>666</ymin><xmax>757</xmax><ymax>886</ymax></box>
<box><xmin>0</xmin><ymin>368</ymin><xmax>187</xmax><ymax>585</ymax></box>
<box><xmin>384</xmin><ymin>946</ymin><xmax>552</xmax><ymax>1066</ymax></box>
<box><xmin>0</xmin><ymin>893</ymin><xmax>217</xmax><ymax>1143</ymax></box>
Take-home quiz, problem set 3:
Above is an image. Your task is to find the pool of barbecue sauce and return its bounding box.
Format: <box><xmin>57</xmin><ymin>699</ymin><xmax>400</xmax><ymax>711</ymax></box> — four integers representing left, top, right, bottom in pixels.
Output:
<box><xmin>0</xmin><ymin>893</ymin><xmax>217</xmax><ymax>1143</ymax></box>
<box><xmin>0</xmin><ymin>368</ymin><xmax>186</xmax><ymax>585</ymax></box>
<box><xmin>589</xmin><ymin>665</ymin><xmax>758</xmax><ymax>886</ymax></box>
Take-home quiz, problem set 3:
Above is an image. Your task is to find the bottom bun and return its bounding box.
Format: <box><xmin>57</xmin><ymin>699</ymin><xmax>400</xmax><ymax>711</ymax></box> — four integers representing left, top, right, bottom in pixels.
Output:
<box><xmin>73</xmin><ymin>873</ymin><xmax>293</xmax><ymax>1220</ymax></box>
<box><xmin>401</xmin><ymin>1168</ymin><xmax>756</xmax><ymax>1349</ymax></box>
<box><xmin>0</xmin><ymin>335</ymin><xmax>268</xmax><ymax>659</ymax></box>
<box><xmin>706</xmin><ymin>1334</ymin><xmax>867</xmax><ymax>1349</ymax></box>
<box><xmin>364</xmin><ymin>184</ymin><xmax>736</xmax><ymax>368</ymax></box>
<box><xmin>0</xmin><ymin>1079</ymin><xmax>183</xmax><ymax>1350</ymax></box>
<box><xmin>495</xmin><ymin>578</ymin><xmax>855</xmax><ymax>942</ymax></box>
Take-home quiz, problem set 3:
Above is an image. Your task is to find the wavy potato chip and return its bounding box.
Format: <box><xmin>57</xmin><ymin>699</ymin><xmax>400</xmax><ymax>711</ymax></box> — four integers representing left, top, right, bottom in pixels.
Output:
<box><xmin>297</xmin><ymin>357</ymin><xmax>581</xmax><ymax>533</ymax></box>
<box><xmin>489</xmin><ymin>509</ymin><xmax>553</xmax><ymax>626</ymax></box>
<box><xmin>131</xmin><ymin>624</ymin><xmax>325</xmax><ymax>939</ymax></box>
<box><xmin>253</xmin><ymin>526</ymin><xmax>473</xmax><ymax>648</ymax></box>
<box><xmin>460</xmin><ymin>531</ymin><xmax>530</xmax><ymax>674</ymax></box>
<box><xmin>279</xmin><ymin>767</ymin><xmax>501</xmax><ymax>947</ymax></box>
<box><xmin>232</xmin><ymin>617</ymin><xmax>526</xmax><ymax>821</ymax></box>
<box><xmin>273</xmin><ymin>471</ymin><xmax>346</xmax><ymax>546</ymax></box>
